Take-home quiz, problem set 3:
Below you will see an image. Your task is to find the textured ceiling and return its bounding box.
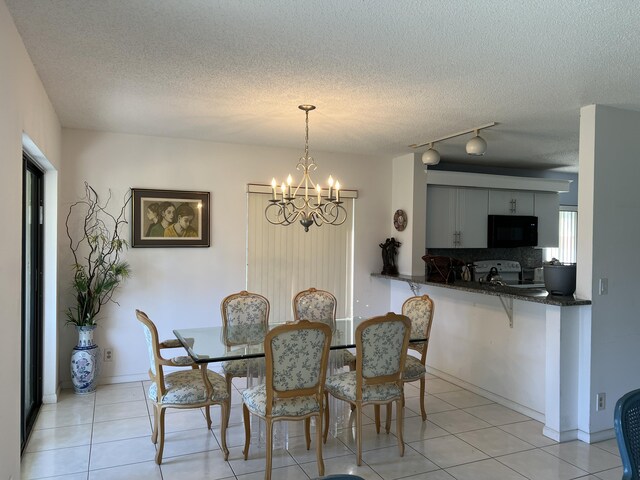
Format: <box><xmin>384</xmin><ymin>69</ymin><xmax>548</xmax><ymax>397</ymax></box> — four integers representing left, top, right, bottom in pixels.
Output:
<box><xmin>6</xmin><ymin>0</ymin><xmax>640</xmax><ymax>172</ymax></box>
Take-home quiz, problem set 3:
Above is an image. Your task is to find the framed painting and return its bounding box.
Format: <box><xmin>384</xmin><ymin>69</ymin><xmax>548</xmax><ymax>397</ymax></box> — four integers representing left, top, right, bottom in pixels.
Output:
<box><xmin>131</xmin><ymin>188</ymin><xmax>210</xmax><ymax>247</ymax></box>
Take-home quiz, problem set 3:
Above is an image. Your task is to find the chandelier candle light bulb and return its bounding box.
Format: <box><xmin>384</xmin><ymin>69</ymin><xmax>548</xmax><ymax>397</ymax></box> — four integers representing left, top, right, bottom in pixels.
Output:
<box><xmin>264</xmin><ymin>105</ymin><xmax>348</xmax><ymax>232</ymax></box>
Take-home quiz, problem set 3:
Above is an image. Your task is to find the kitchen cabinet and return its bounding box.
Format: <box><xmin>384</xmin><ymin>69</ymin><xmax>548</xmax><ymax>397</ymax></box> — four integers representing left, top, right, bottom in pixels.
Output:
<box><xmin>488</xmin><ymin>190</ymin><xmax>534</xmax><ymax>215</ymax></box>
<box><xmin>427</xmin><ymin>186</ymin><xmax>488</xmax><ymax>248</ymax></box>
<box><xmin>535</xmin><ymin>192</ymin><xmax>559</xmax><ymax>247</ymax></box>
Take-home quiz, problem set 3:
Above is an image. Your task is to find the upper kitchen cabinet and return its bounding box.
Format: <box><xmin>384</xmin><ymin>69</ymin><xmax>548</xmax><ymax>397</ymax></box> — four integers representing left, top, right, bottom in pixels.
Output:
<box><xmin>488</xmin><ymin>190</ymin><xmax>534</xmax><ymax>215</ymax></box>
<box><xmin>535</xmin><ymin>192</ymin><xmax>560</xmax><ymax>247</ymax></box>
<box><xmin>427</xmin><ymin>186</ymin><xmax>488</xmax><ymax>248</ymax></box>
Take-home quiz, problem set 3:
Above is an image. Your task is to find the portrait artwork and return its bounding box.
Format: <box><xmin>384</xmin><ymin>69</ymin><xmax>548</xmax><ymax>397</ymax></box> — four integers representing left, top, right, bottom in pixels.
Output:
<box><xmin>131</xmin><ymin>189</ymin><xmax>210</xmax><ymax>247</ymax></box>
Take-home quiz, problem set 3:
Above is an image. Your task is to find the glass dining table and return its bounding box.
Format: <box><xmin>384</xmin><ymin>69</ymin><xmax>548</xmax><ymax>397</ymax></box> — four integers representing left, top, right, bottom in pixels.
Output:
<box><xmin>173</xmin><ymin>317</ymin><xmax>428</xmax><ymax>364</ymax></box>
<box><xmin>173</xmin><ymin>317</ymin><xmax>426</xmax><ymax>446</ymax></box>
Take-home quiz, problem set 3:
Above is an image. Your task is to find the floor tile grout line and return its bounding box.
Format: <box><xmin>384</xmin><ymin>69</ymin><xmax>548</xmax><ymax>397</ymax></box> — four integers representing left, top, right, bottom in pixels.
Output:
<box><xmin>87</xmin><ymin>388</ymin><xmax>97</xmax><ymax>477</ymax></box>
<box><xmin>25</xmin><ymin>378</ymin><xmax>622</xmax><ymax>480</ymax></box>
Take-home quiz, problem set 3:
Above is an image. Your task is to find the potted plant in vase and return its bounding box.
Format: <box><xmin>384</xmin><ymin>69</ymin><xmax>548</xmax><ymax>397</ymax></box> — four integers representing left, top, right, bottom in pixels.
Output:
<box><xmin>65</xmin><ymin>182</ymin><xmax>131</xmax><ymax>394</ymax></box>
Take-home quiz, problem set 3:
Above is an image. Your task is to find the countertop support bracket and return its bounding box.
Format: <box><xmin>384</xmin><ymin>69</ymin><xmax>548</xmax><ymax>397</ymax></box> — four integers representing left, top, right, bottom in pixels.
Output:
<box><xmin>499</xmin><ymin>296</ymin><xmax>514</xmax><ymax>328</ymax></box>
<box><xmin>408</xmin><ymin>282</ymin><xmax>422</xmax><ymax>296</ymax></box>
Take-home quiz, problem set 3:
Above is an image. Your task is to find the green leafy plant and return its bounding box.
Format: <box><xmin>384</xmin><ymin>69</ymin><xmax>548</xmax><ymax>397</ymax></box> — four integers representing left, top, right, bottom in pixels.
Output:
<box><xmin>65</xmin><ymin>182</ymin><xmax>131</xmax><ymax>327</ymax></box>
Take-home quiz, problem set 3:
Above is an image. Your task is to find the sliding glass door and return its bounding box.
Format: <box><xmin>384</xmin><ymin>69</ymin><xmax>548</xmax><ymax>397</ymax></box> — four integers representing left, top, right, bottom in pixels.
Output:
<box><xmin>22</xmin><ymin>154</ymin><xmax>44</xmax><ymax>451</ymax></box>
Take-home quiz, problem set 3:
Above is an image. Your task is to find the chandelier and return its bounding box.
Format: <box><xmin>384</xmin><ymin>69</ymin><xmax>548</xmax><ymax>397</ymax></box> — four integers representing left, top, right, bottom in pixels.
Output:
<box><xmin>265</xmin><ymin>105</ymin><xmax>347</xmax><ymax>232</ymax></box>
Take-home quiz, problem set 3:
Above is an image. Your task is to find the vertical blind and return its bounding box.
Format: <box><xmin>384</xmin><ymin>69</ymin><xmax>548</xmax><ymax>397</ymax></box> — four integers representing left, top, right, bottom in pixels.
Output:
<box><xmin>247</xmin><ymin>192</ymin><xmax>355</xmax><ymax>324</ymax></box>
<box><xmin>544</xmin><ymin>208</ymin><xmax>578</xmax><ymax>263</ymax></box>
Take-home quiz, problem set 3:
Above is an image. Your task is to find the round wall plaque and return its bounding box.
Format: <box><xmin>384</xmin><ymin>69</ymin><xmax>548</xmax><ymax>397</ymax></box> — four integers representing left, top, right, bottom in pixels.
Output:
<box><xmin>393</xmin><ymin>209</ymin><xmax>407</xmax><ymax>231</ymax></box>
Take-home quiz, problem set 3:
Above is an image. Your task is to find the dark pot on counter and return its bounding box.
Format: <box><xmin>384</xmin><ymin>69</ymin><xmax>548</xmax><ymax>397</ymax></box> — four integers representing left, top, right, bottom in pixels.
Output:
<box><xmin>544</xmin><ymin>263</ymin><xmax>576</xmax><ymax>296</ymax></box>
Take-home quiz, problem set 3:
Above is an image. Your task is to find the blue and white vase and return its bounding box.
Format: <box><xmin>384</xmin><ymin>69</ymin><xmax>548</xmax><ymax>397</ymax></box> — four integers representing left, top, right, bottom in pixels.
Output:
<box><xmin>70</xmin><ymin>325</ymin><xmax>100</xmax><ymax>394</ymax></box>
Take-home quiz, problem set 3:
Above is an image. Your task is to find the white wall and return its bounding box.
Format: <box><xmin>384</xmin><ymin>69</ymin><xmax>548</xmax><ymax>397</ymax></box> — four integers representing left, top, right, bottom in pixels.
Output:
<box><xmin>578</xmin><ymin>105</ymin><xmax>640</xmax><ymax>435</ymax></box>
<box><xmin>391</xmin><ymin>154</ymin><xmax>427</xmax><ymax>276</ymax></box>
<box><xmin>59</xmin><ymin>128</ymin><xmax>392</xmax><ymax>385</ymax></box>
<box><xmin>388</xmin><ymin>281</ymin><xmax>546</xmax><ymax>418</ymax></box>
<box><xmin>0</xmin><ymin>1</ymin><xmax>61</xmax><ymax>478</ymax></box>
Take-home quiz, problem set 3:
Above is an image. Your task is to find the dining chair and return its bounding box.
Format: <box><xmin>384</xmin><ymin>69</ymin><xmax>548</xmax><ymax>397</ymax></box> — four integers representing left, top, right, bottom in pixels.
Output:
<box><xmin>323</xmin><ymin>312</ymin><xmax>411</xmax><ymax>466</ymax></box>
<box><xmin>221</xmin><ymin>290</ymin><xmax>270</xmax><ymax>396</ymax></box>
<box><xmin>374</xmin><ymin>295</ymin><xmax>434</xmax><ymax>432</ymax></box>
<box><xmin>241</xmin><ymin>320</ymin><xmax>332</xmax><ymax>480</ymax></box>
<box><xmin>293</xmin><ymin>287</ymin><xmax>355</xmax><ymax>370</ymax></box>
<box><xmin>136</xmin><ymin>309</ymin><xmax>230</xmax><ymax>463</ymax></box>
<box><xmin>401</xmin><ymin>294</ymin><xmax>434</xmax><ymax>421</ymax></box>
<box><xmin>614</xmin><ymin>388</ymin><xmax>640</xmax><ymax>480</ymax></box>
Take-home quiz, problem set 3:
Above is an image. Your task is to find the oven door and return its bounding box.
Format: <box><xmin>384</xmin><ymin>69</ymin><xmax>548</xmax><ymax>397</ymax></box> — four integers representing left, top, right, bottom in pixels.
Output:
<box><xmin>488</xmin><ymin>215</ymin><xmax>538</xmax><ymax>248</ymax></box>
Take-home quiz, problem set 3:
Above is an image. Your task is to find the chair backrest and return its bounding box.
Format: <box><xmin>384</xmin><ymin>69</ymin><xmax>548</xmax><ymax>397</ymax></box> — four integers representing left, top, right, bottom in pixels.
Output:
<box><xmin>221</xmin><ymin>290</ymin><xmax>270</xmax><ymax>346</ymax></box>
<box><xmin>293</xmin><ymin>288</ymin><xmax>337</xmax><ymax>331</ymax></box>
<box><xmin>401</xmin><ymin>294</ymin><xmax>435</xmax><ymax>360</ymax></box>
<box><xmin>356</xmin><ymin>313</ymin><xmax>411</xmax><ymax>396</ymax></box>
<box><xmin>615</xmin><ymin>388</ymin><xmax>640</xmax><ymax>480</ymax></box>
<box><xmin>135</xmin><ymin>309</ymin><xmax>165</xmax><ymax>389</ymax></box>
<box><xmin>264</xmin><ymin>320</ymin><xmax>332</xmax><ymax>414</ymax></box>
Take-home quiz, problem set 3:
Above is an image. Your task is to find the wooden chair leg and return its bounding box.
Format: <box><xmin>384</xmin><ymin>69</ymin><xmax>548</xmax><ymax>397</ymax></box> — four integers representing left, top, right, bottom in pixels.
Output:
<box><xmin>356</xmin><ymin>402</ymin><xmax>363</xmax><ymax>466</ymax></box>
<box><xmin>385</xmin><ymin>403</ymin><xmax>392</xmax><ymax>434</ymax></box>
<box><xmin>396</xmin><ymin>398</ymin><xmax>405</xmax><ymax>457</ymax></box>
<box><xmin>225</xmin><ymin>374</ymin><xmax>233</xmax><ymax>399</ymax></box>
<box><xmin>155</xmin><ymin>407</ymin><xmax>166</xmax><ymax>464</ymax></box>
<box><xmin>374</xmin><ymin>404</ymin><xmax>381</xmax><ymax>434</ymax></box>
<box><xmin>305</xmin><ymin>417</ymin><xmax>311</xmax><ymax>450</ymax></box>
<box><xmin>220</xmin><ymin>402</ymin><xmax>229</xmax><ymax>460</ymax></box>
<box><xmin>242</xmin><ymin>403</ymin><xmax>251</xmax><ymax>460</ymax></box>
<box><xmin>151</xmin><ymin>404</ymin><xmax>159</xmax><ymax>444</ymax></box>
<box><xmin>323</xmin><ymin>391</ymin><xmax>330</xmax><ymax>443</ymax></box>
<box><xmin>316</xmin><ymin>411</ymin><xmax>325</xmax><ymax>477</ymax></box>
<box><xmin>205</xmin><ymin>405</ymin><xmax>212</xmax><ymax>429</ymax></box>
<box><xmin>265</xmin><ymin>419</ymin><xmax>273</xmax><ymax>480</ymax></box>
<box><xmin>419</xmin><ymin>377</ymin><xmax>427</xmax><ymax>421</ymax></box>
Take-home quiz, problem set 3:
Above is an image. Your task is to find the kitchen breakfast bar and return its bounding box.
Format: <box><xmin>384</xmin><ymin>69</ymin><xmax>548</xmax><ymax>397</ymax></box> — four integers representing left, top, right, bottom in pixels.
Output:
<box><xmin>374</xmin><ymin>273</ymin><xmax>592</xmax><ymax>443</ymax></box>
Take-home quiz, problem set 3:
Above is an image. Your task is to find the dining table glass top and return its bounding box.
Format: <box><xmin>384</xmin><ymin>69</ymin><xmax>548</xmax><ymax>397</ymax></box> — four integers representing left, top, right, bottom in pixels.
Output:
<box><xmin>174</xmin><ymin>317</ymin><xmax>427</xmax><ymax>364</ymax></box>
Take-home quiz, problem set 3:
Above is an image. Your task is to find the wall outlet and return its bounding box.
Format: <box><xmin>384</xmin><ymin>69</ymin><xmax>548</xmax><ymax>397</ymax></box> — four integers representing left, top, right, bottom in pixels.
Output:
<box><xmin>104</xmin><ymin>348</ymin><xmax>113</xmax><ymax>362</ymax></box>
<box><xmin>596</xmin><ymin>392</ymin><xmax>606</xmax><ymax>411</ymax></box>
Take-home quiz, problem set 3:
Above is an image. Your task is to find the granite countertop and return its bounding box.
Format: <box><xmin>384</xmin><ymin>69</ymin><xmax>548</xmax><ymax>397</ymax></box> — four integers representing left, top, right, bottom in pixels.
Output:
<box><xmin>371</xmin><ymin>273</ymin><xmax>591</xmax><ymax>307</ymax></box>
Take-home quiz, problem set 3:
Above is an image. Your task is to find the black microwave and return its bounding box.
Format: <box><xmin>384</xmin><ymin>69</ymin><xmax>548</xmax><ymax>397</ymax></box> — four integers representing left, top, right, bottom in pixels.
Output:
<box><xmin>488</xmin><ymin>215</ymin><xmax>538</xmax><ymax>248</ymax></box>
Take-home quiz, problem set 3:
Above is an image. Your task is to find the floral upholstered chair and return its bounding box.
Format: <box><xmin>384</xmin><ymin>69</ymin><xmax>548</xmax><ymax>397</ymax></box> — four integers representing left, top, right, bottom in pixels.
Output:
<box><xmin>401</xmin><ymin>294</ymin><xmax>434</xmax><ymax>421</ymax></box>
<box><xmin>136</xmin><ymin>309</ymin><xmax>229</xmax><ymax>463</ymax></box>
<box><xmin>241</xmin><ymin>320</ymin><xmax>332</xmax><ymax>480</ymax></box>
<box><xmin>220</xmin><ymin>291</ymin><xmax>270</xmax><ymax>396</ymax></box>
<box><xmin>323</xmin><ymin>313</ymin><xmax>411</xmax><ymax>466</ymax></box>
<box><xmin>293</xmin><ymin>288</ymin><xmax>355</xmax><ymax>370</ymax></box>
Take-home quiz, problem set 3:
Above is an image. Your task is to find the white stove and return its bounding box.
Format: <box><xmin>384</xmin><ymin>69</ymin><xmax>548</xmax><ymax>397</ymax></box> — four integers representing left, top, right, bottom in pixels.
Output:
<box><xmin>473</xmin><ymin>260</ymin><xmax>545</xmax><ymax>287</ymax></box>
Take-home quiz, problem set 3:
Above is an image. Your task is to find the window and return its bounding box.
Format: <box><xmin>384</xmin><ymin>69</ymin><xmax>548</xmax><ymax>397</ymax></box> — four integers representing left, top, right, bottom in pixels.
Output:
<box><xmin>543</xmin><ymin>206</ymin><xmax>577</xmax><ymax>263</ymax></box>
<box><xmin>246</xmin><ymin>190</ymin><xmax>355</xmax><ymax>323</ymax></box>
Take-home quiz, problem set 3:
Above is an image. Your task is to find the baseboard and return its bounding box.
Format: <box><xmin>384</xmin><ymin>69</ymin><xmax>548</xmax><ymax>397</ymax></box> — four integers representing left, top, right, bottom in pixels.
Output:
<box><xmin>98</xmin><ymin>373</ymin><xmax>149</xmax><ymax>385</ymax></box>
<box><xmin>425</xmin><ymin>365</ymin><xmax>545</xmax><ymax>423</ymax></box>
<box><xmin>543</xmin><ymin>426</ymin><xmax>579</xmax><ymax>442</ymax></box>
<box><xmin>577</xmin><ymin>428</ymin><xmax>616</xmax><ymax>443</ymax></box>
<box><xmin>42</xmin><ymin>384</ymin><xmax>62</xmax><ymax>404</ymax></box>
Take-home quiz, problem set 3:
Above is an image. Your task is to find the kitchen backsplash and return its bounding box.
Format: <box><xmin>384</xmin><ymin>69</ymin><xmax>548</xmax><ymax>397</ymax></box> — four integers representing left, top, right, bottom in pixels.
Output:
<box><xmin>425</xmin><ymin>247</ymin><xmax>543</xmax><ymax>270</ymax></box>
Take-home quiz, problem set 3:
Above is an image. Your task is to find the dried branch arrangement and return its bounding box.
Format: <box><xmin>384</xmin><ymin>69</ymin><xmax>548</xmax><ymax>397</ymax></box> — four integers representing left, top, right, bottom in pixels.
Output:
<box><xmin>65</xmin><ymin>182</ymin><xmax>131</xmax><ymax>326</ymax></box>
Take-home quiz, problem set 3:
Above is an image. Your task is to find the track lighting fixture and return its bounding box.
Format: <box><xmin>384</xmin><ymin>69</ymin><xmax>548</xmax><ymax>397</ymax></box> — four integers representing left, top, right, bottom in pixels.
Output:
<box><xmin>421</xmin><ymin>143</ymin><xmax>440</xmax><ymax>165</ymax></box>
<box><xmin>410</xmin><ymin>122</ymin><xmax>497</xmax><ymax>162</ymax></box>
<box><xmin>466</xmin><ymin>129</ymin><xmax>487</xmax><ymax>156</ymax></box>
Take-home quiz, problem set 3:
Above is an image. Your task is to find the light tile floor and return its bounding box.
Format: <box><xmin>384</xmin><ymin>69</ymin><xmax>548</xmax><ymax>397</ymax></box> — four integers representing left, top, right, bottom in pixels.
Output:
<box><xmin>21</xmin><ymin>373</ymin><xmax>623</xmax><ymax>479</ymax></box>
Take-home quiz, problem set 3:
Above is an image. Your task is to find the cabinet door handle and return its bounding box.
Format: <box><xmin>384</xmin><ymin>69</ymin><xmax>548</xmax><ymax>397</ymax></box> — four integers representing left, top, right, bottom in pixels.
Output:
<box><xmin>513</xmin><ymin>198</ymin><xmax>517</xmax><ymax>213</ymax></box>
<box><xmin>458</xmin><ymin>231</ymin><xmax>462</xmax><ymax>246</ymax></box>
<box><xmin>453</xmin><ymin>232</ymin><xmax>457</xmax><ymax>246</ymax></box>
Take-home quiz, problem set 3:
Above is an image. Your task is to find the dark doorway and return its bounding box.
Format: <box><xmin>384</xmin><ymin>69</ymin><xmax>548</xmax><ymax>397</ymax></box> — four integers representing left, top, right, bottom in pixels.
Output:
<box><xmin>22</xmin><ymin>153</ymin><xmax>44</xmax><ymax>452</ymax></box>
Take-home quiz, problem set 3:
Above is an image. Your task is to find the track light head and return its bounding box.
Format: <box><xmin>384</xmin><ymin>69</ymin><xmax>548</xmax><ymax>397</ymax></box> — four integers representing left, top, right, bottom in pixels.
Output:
<box><xmin>421</xmin><ymin>143</ymin><xmax>440</xmax><ymax>165</ymax></box>
<box><xmin>466</xmin><ymin>130</ymin><xmax>487</xmax><ymax>156</ymax></box>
